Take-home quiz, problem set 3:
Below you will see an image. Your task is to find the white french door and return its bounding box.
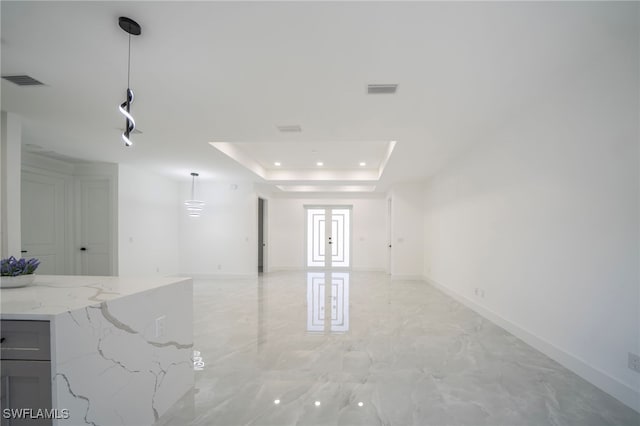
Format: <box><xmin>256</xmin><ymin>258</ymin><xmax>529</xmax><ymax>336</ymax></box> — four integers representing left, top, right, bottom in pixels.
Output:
<box><xmin>305</xmin><ymin>206</ymin><xmax>351</xmax><ymax>268</ymax></box>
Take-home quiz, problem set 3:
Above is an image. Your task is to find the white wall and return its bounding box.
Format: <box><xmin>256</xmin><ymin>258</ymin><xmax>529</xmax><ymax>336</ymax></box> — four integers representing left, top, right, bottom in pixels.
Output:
<box><xmin>118</xmin><ymin>165</ymin><xmax>180</xmax><ymax>276</ymax></box>
<box><xmin>422</xmin><ymin>44</ymin><xmax>639</xmax><ymax>409</ymax></box>
<box><xmin>178</xmin><ymin>181</ymin><xmax>257</xmax><ymax>277</ymax></box>
<box><xmin>269</xmin><ymin>197</ymin><xmax>387</xmax><ymax>271</ymax></box>
<box><xmin>390</xmin><ymin>183</ymin><xmax>424</xmax><ymax>278</ymax></box>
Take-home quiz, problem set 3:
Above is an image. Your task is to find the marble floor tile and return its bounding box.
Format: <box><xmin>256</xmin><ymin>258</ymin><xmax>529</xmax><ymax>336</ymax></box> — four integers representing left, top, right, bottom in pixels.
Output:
<box><xmin>156</xmin><ymin>271</ymin><xmax>639</xmax><ymax>426</ymax></box>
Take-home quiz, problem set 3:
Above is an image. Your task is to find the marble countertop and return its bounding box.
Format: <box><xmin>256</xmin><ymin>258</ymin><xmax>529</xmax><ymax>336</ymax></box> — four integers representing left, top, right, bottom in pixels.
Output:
<box><xmin>0</xmin><ymin>275</ymin><xmax>191</xmax><ymax>320</ymax></box>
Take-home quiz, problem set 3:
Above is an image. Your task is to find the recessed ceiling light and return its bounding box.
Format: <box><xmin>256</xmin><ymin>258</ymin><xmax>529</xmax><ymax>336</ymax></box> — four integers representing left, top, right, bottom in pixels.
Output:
<box><xmin>359</xmin><ymin>162</ymin><xmax>366</xmax><ymax>167</ymax></box>
<box><xmin>316</xmin><ymin>162</ymin><xmax>323</xmax><ymax>166</ymax></box>
<box><xmin>274</xmin><ymin>162</ymin><xmax>281</xmax><ymax>166</ymax></box>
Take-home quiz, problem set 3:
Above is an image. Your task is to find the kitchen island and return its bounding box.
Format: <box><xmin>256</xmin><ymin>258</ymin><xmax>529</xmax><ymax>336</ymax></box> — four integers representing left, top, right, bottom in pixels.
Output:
<box><xmin>0</xmin><ymin>275</ymin><xmax>194</xmax><ymax>426</ymax></box>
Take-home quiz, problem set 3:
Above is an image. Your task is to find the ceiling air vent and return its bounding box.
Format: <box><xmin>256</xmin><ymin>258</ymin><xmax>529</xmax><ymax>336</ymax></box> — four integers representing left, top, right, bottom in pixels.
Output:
<box><xmin>2</xmin><ymin>75</ymin><xmax>44</xmax><ymax>86</ymax></box>
<box><xmin>367</xmin><ymin>84</ymin><xmax>398</xmax><ymax>94</ymax></box>
<box><xmin>277</xmin><ymin>125</ymin><xmax>302</xmax><ymax>133</ymax></box>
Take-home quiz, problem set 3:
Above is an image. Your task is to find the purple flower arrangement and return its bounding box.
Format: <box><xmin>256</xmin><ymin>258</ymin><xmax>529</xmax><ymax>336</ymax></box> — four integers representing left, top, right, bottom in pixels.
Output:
<box><xmin>1</xmin><ymin>256</ymin><xmax>41</xmax><ymax>276</ymax></box>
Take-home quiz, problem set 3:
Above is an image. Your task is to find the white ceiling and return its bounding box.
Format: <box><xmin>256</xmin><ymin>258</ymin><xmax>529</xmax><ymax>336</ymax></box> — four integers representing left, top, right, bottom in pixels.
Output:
<box><xmin>1</xmin><ymin>1</ymin><xmax>631</xmax><ymax>193</ymax></box>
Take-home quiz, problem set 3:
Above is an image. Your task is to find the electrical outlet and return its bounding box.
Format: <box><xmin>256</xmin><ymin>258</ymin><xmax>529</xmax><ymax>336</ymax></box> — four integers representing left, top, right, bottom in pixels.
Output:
<box><xmin>155</xmin><ymin>316</ymin><xmax>166</xmax><ymax>338</ymax></box>
<box><xmin>629</xmin><ymin>352</ymin><xmax>640</xmax><ymax>373</ymax></box>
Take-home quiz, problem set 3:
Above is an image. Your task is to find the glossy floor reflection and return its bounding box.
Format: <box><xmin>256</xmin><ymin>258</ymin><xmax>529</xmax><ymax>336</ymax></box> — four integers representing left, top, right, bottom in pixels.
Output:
<box><xmin>157</xmin><ymin>272</ymin><xmax>639</xmax><ymax>426</ymax></box>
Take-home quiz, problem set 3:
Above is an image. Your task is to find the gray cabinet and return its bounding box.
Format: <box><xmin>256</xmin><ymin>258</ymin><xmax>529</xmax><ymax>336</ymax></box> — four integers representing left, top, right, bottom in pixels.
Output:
<box><xmin>0</xmin><ymin>320</ymin><xmax>52</xmax><ymax>426</ymax></box>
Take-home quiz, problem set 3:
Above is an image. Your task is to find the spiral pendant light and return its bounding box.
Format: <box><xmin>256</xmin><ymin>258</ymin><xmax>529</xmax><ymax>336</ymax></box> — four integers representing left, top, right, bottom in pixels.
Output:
<box><xmin>118</xmin><ymin>17</ymin><xmax>141</xmax><ymax>147</ymax></box>
<box><xmin>185</xmin><ymin>173</ymin><xmax>205</xmax><ymax>218</ymax></box>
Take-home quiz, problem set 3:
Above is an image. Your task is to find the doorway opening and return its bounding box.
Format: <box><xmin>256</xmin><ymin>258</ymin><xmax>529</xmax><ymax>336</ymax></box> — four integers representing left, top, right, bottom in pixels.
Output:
<box><xmin>258</xmin><ymin>197</ymin><xmax>266</xmax><ymax>273</ymax></box>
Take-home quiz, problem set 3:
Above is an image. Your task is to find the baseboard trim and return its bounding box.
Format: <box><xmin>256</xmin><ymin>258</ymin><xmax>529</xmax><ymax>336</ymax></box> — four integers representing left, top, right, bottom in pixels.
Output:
<box><xmin>351</xmin><ymin>267</ymin><xmax>387</xmax><ymax>272</ymax></box>
<box><xmin>268</xmin><ymin>267</ymin><xmax>303</xmax><ymax>272</ymax></box>
<box><xmin>423</xmin><ymin>275</ymin><xmax>640</xmax><ymax>413</ymax></box>
<box><xmin>179</xmin><ymin>273</ymin><xmax>258</xmax><ymax>280</ymax></box>
<box><xmin>391</xmin><ymin>274</ymin><xmax>424</xmax><ymax>281</ymax></box>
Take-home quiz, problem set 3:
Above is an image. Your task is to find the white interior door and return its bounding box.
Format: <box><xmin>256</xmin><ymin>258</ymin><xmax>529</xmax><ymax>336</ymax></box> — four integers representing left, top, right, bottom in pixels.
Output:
<box><xmin>77</xmin><ymin>178</ymin><xmax>113</xmax><ymax>275</ymax></box>
<box><xmin>306</xmin><ymin>206</ymin><xmax>351</xmax><ymax>269</ymax></box>
<box><xmin>21</xmin><ymin>170</ymin><xmax>66</xmax><ymax>274</ymax></box>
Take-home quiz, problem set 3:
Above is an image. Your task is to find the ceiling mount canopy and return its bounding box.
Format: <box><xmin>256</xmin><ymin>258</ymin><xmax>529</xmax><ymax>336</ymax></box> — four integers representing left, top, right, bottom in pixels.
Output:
<box><xmin>117</xmin><ymin>16</ymin><xmax>142</xmax><ymax>147</ymax></box>
<box><xmin>118</xmin><ymin>17</ymin><xmax>141</xmax><ymax>36</ymax></box>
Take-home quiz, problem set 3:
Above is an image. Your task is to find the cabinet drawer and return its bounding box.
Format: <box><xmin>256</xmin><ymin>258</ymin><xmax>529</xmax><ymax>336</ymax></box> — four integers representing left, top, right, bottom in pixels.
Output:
<box><xmin>0</xmin><ymin>321</ymin><xmax>50</xmax><ymax>361</ymax></box>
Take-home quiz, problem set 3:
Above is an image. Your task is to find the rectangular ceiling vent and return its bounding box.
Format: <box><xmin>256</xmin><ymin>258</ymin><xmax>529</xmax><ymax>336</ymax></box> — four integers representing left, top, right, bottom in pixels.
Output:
<box><xmin>367</xmin><ymin>84</ymin><xmax>398</xmax><ymax>94</ymax></box>
<box><xmin>2</xmin><ymin>75</ymin><xmax>44</xmax><ymax>86</ymax></box>
<box><xmin>277</xmin><ymin>125</ymin><xmax>302</xmax><ymax>133</ymax></box>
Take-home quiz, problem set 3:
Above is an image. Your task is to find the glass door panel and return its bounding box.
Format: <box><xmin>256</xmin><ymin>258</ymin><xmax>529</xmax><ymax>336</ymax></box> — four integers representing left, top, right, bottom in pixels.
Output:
<box><xmin>306</xmin><ymin>208</ymin><xmax>326</xmax><ymax>267</ymax></box>
<box><xmin>331</xmin><ymin>209</ymin><xmax>350</xmax><ymax>268</ymax></box>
